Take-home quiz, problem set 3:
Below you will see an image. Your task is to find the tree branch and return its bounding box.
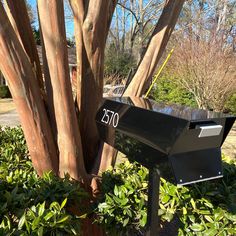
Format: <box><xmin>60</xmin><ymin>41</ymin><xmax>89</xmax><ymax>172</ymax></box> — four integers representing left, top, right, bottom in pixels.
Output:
<box><xmin>117</xmin><ymin>2</ymin><xmax>139</xmax><ymax>25</ymax></box>
<box><xmin>124</xmin><ymin>0</ymin><xmax>185</xmax><ymax>96</ymax></box>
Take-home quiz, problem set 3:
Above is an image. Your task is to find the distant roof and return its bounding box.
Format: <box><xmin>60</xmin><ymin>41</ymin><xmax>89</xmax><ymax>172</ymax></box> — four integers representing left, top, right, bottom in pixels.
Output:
<box><xmin>37</xmin><ymin>45</ymin><xmax>76</xmax><ymax>66</ymax></box>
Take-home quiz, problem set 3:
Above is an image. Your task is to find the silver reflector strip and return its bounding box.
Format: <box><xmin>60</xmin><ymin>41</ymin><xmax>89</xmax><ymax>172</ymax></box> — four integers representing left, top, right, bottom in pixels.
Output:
<box><xmin>198</xmin><ymin>125</ymin><xmax>223</xmax><ymax>138</ymax></box>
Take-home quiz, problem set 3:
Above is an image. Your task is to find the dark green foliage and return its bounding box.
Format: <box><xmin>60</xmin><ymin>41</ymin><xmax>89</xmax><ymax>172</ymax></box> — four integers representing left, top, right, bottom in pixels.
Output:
<box><xmin>96</xmin><ymin>162</ymin><xmax>148</xmax><ymax>235</ymax></box>
<box><xmin>1</xmin><ymin>127</ymin><xmax>236</xmax><ymax>235</ymax></box>
<box><xmin>0</xmin><ymin>127</ymin><xmax>86</xmax><ymax>235</ymax></box>
<box><xmin>0</xmin><ymin>86</ymin><xmax>11</xmax><ymax>98</ymax></box>
<box><xmin>67</xmin><ymin>37</ymin><xmax>76</xmax><ymax>47</ymax></box>
<box><xmin>33</xmin><ymin>28</ymin><xmax>41</xmax><ymax>45</ymax></box>
<box><xmin>104</xmin><ymin>45</ymin><xmax>136</xmax><ymax>78</ymax></box>
<box><xmin>96</xmin><ymin>158</ymin><xmax>236</xmax><ymax>235</ymax></box>
<box><xmin>224</xmin><ymin>93</ymin><xmax>236</xmax><ymax>114</ymax></box>
<box><xmin>150</xmin><ymin>74</ymin><xmax>197</xmax><ymax>107</ymax></box>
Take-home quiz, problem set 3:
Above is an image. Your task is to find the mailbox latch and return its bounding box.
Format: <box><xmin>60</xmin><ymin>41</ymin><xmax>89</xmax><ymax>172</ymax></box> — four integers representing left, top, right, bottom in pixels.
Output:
<box><xmin>197</xmin><ymin>125</ymin><xmax>222</xmax><ymax>138</ymax></box>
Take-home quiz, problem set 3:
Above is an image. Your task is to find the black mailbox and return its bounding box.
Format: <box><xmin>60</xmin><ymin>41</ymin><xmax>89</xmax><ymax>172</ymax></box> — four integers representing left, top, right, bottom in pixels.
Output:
<box><xmin>95</xmin><ymin>96</ymin><xmax>236</xmax><ymax>235</ymax></box>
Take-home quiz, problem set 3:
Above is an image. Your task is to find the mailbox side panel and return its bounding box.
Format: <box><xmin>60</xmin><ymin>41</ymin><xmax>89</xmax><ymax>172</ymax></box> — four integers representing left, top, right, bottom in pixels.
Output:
<box><xmin>221</xmin><ymin>117</ymin><xmax>235</xmax><ymax>146</ymax></box>
<box><xmin>171</xmin><ymin>119</ymin><xmax>228</xmax><ymax>154</ymax></box>
<box><xmin>169</xmin><ymin>148</ymin><xmax>222</xmax><ymax>185</ymax></box>
<box><xmin>96</xmin><ymin>99</ymin><xmax>188</xmax><ymax>155</ymax></box>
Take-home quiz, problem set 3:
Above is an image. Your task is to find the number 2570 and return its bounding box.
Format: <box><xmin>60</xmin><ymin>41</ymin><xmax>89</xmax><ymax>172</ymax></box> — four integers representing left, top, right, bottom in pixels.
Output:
<box><xmin>101</xmin><ymin>109</ymin><xmax>119</xmax><ymax>127</ymax></box>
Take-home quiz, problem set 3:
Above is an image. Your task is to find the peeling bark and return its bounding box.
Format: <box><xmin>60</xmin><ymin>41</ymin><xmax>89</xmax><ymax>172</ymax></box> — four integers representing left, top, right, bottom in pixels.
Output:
<box><xmin>70</xmin><ymin>0</ymin><xmax>117</xmax><ymax>172</ymax></box>
<box><xmin>5</xmin><ymin>0</ymin><xmax>45</xmax><ymax>97</ymax></box>
<box><xmin>124</xmin><ymin>0</ymin><xmax>185</xmax><ymax>96</ymax></box>
<box><xmin>37</xmin><ymin>0</ymin><xmax>87</xmax><ymax>181</ymax></box>
<box><xmin>0</xmin><ymin>3</ymin><xmax>58</xmax><ymax>175</ymax></box>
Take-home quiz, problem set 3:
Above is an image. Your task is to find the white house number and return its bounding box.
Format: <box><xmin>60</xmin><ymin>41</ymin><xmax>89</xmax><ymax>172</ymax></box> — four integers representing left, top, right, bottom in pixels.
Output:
<box><xmin>101</xmin><ymin>109</ymin><xmax>119</xmax><ymax>127</ymax></box>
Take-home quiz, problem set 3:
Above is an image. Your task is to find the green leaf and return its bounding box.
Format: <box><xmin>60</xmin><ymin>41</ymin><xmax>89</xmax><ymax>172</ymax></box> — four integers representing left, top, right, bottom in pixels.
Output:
<box><xmin>228</xmin><ymin>228</ymin><xmax>236</xmax><ymax>234</ymax></box>
<box><xmin>38</xmin><ymin>202</ymin><xmax>45</xmax><ymax>216</ymax></box>
<box><xmin>18</xmin><ymin>214</ymin><xmax>25</xmax><ymax>229</ymax></box>
<box><xmin>214</xmin><ymin>208</ymin><xmax>224</xmax><ymax>221</ymax></box>
<box><xmin>163</xmin><ymin>212</ymin><xmax>174</xmax><ymax>222</ymax></box>
<box><xmin>50</xmin><ymin>202</ymin><xmax>61</xmax><ymax>211</ymax></box>
<box><xmin>203</xmin><ymin>228</ymin><xmax>218</xmax><ymax>236</ymax></box>
<box><xmin>168</xmin><ymin>186</ymin><xmax>177</xmax><ymax>196</ymax></box>
<box><xmin>140</xmin><ymin>214</ymin><xmax>147</xmax><ymax>227</ymax></box>
<box><xmin>120</xmin><ymin>198</ymin><xmax>128</xmax><ymax>206</ymax></box>
<box><xmin>60</xmin><ymin>198</ymin><xmax>67</xmax><ymax>209</ymax></box>
<box><xmin>25</xmin><ymin>219</ymin><xmax>30</xmax><ymax>234</ymax></box>
<box><xmin>32</xmin><ymin>217</ymin><xmax>41</xmax><ymax>230</ymax></box>
<box><xmin>182</xmin><ymin>207</ymin><xmax>187</xmax><ymax>215</ymax></box>
<box><xmin>44</xmin><ymin>212</ymin><xmax>54</xmax><ymax>221</ymax></box>
<box><xmin>57</xmin><ymin>215</ymin><xmax>70</xmax><ymax>224</ymax></box>
<box><xmin>37</xmin><ymin>226</ymin><xmax>44</xmax><ymax>236</ymax></box>
<box><xmin>190</xmin><ymin>223</ymin><xmax>204</xmax><ymax>232</ymax></box>
<box><xmin>114</xmin><ymin>185</ymin><xmax>119</xmax><ymax>196</ymax></box>
<box><xmin>190</xmin><ymin>198</ymin><xmax>196</xmax><ymax>210</ymax></box>
<box><xmin>162</xmin><ymin>195</ymin><xmax>170</xmax><ymax>204</ymax></box>
<box><xmin>204</xmin><ymin>201</ymin><xmax>213</xmax><ymax>209</ymax></box>
<box><xmin>123</xmin><ymin>218</ymin><xmax>129</xmax><ymax>227</ymax></box>
<box><xmin>188</xmin><ymin>215</ymin><xmax>195</xmax><ymax>223</ymax></box>
<box><xmin>204</xmin><ymin>215</ymin><xmax>214</xmax><ymax>223</ymax></box>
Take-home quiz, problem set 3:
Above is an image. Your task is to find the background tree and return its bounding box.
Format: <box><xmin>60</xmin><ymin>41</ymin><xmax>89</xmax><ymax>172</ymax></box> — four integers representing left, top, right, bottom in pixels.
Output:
<box><xmin>110</xmin><ymin>0</ymin><xmax>163</xmax><ymax>59</ymax></box>
<box><xmin>170</xmin><ymin>38</ymin><xmax>236</xmax><ymax>111</ymax></box>
<box><xmin>104</xmin><ymin>0</ymin><xmax>166</xmax><ymax>83</ymax></box>
<box><xmin>165</xmin><ymin>0</ymin><xmax>236</xmax><ymax>111</ymax></box>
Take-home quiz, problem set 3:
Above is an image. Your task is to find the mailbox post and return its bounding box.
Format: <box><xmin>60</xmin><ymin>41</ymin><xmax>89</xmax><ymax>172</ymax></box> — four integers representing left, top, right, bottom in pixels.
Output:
<box><xmin>96</xmin><ymin>96</ymin><xmax>236</xmax><ymax>235</ymax></box>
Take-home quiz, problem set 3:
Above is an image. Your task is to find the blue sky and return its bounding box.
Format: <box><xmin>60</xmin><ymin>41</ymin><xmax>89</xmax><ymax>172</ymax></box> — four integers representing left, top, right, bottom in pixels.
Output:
<box><xmin>28</xmin><ymin>0</ymin><xmax>74</xmax><ymax>38</ymax></box>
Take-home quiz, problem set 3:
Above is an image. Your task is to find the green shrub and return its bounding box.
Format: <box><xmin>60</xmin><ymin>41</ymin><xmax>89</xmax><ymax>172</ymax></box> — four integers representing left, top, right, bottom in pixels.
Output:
<box><xmin>0</xmin><ymin>85</ymin><xmax>11</xmax><ymax>98</ymax></box>
<box><xmin>96</xmin><ymin>162</ymin><xmax>148</xmax><ymax>235</ymax></box>
<box><xmin>96</xmin><ymin>158</ymin><xmax>236</xmax><ymax>235</ymax></box>
<box><xmin>1</xmin><ymin>127</ymin><xmax>236</xmax><ymax>235</ymax></box>
<box><xmin>224</xmin><ymin>93</ymin><xmax>236</xmax><ymax>114</ymax></box>
<box><xmin>150</xmin><ymin>74</ymin><xmax>197</xmax><ymax>107</ymax></box>
<box><xmin>104</xmin><ymin>45</ymin><xmax>136</xmax><ymax>78</ymax></box>
<box><xmin>0</xmin><ymin>126</ymin><xmax>87</xmax><ymax>235</ymax></box>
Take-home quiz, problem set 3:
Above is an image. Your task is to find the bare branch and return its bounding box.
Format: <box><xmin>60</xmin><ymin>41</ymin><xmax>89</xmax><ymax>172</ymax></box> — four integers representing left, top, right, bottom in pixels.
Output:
<box><xmin>117</xmin><ymin>2</ymin><xmax>139</xmax><ymax>24</ymax></box>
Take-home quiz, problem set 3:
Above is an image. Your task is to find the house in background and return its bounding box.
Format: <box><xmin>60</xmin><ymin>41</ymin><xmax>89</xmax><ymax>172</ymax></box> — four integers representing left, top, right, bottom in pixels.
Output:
<box><xmin>0</xmin><ymin>45</ymin><xmax>77</xmax><ymax>87</ymax></box>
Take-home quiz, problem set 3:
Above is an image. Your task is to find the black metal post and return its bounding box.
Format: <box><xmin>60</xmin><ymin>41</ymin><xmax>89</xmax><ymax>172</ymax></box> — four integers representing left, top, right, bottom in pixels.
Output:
<box><xmin>146</xmin><ymin>166</ymin><xmax>161</xmax><ymax>236</ymax></box>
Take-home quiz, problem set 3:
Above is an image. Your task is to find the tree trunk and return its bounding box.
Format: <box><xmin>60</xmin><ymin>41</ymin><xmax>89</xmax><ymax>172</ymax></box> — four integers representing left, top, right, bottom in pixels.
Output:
<box><xmin>37</xmin><ymin>0</ymin><xmax>88</xmax><ymax>181</ymax></box>
<box><xmin>0</xmin><ymin>3</ymin><xmax>58</xmax><ymax>175</ymax></box>
<box><xmin>124</xmin><ymin>0</ymin><xmax>185</xmax><ymax>96</ymax></box>
<box><xmin>5</xmin><ymin>0</ymin><xmax>45</xmax><ymax>96</ymax></box>
<box><xmin>69</xmin><ymin>0</ymin><xmax>117</xmax><ymax>172</ymax></box>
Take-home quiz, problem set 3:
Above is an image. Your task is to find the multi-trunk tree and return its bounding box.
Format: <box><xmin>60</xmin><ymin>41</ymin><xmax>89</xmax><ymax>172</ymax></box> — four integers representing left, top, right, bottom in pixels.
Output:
<box><xmin>0</xmin><ymin>0</ymin><xmax>184</xmax><ymax>233</ymax></box>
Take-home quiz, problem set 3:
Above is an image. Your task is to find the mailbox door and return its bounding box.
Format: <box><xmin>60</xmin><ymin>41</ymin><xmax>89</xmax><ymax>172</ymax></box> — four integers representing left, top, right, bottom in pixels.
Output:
<box><xmin>169</xmin><ymin>148</ymin><xmax>222</xmax><ymax>185</ymax></box>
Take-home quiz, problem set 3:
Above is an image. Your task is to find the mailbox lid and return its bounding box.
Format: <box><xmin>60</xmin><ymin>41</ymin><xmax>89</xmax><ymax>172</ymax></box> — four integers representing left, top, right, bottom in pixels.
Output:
<box><xmin>110</xmin><ymin>97</ymin><xmax>235</xmax><ymax>121</ymax></box>
<box><xmin>96</xmin><ymin>97</ymin><xmax>189</xmax><ymax>155</ymax></box>
<box><xmin>96</xmin><ymin>97</ymin><xmax>235</xmax><ymax>155</ymax></box>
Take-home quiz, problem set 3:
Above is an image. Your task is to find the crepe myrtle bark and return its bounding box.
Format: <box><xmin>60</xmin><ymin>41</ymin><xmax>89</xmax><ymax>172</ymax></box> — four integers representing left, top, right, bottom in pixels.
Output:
<box><xmin>69</xmin><ymin>0</ymin><xmax>117</xmax><ymax>172</ymax></box>
<box><xmin>0</xmin><ymin>0</ymin><xmax>185</xmax><ymax>188</ymax></box>
<box><xmin>124</xmin><ymin>0</ymin><xmax>185</xmax><ymax>97</ymax></box>
<box><xmin>0</xmin><ymin>2</ymin><xmax>58</xmax><ymax>175</ymax></box>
